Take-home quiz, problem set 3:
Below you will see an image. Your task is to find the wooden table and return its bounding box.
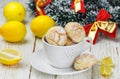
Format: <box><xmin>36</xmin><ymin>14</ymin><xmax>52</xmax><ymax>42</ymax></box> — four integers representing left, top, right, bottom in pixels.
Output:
<box><xmin>0</xmin><ymin>0</ymin><xmax>120</xmax><ymax>79</ymax></box>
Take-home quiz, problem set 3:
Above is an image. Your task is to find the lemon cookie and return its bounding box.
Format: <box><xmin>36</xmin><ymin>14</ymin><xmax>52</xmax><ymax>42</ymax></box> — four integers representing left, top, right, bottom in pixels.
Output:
<box><xmin>45</xmin><ymin>26</ymin><xmax>67</xmax><ymax>46</ymax></box>
<box><xmin>65</xmin><ymin>37</ymin><xmax>74</xmax><ymax>46</ymax></box>
<box><xmin>73</xmin><ymin>53</ymin><xmax>97</xmax><ymax>70</ymax></box>
<box><xmin>65</xmin><ymin>22</ymin><xmax>86</xmax><ymax>43</ymax></box>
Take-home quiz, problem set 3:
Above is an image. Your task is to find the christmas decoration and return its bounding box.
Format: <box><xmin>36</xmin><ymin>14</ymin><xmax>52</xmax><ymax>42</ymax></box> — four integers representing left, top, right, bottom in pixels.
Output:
<box><xmin>28</xmin><ymin>0</ymin><xmax>120</xmax><ymax>27</ymax></box>
<box><xmin>71</xmin><ymin>0</ymin><xmax>85</xmax><ymax>13</ymax></box>
<box><xmin>84</xmin><ymin>9</ymin><xmax>117</xmax><ymax>44</ymax></box>
<box><xmin>35</xmin><ymin>0</ymin><xmax>51</xmax><ymax>15</ymax></box>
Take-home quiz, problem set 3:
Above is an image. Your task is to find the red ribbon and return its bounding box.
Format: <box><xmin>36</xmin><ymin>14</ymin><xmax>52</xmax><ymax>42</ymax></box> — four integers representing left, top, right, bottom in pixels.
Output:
<box><xmin>71</xmin><ymin>0</ymin><xmax>86</xmax><ymax>13</ymax></box>
<box><xmin>35</xmin><ymin>0</ymin><xmax>51</xmax><ymax>16</ymax></box>
<box><xmin>84</xmin><ymin>9</ymin><xmax>117</xmax><ymax>44</ymax></box>
<box><xmin>36</xmin><ymin>0</ymin><xmax>85</xmax><ymax>15</ymax></box>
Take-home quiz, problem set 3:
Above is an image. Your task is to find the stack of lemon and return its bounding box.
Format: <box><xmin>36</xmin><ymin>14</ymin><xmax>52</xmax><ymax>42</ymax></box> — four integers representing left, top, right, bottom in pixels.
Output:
<box><xmin>0</xmin><ymin>2</ymin><xmax>55</xmax><ymax>65</ymax></box>
<box><xmin>0</xmin><ymin>2</ymin><xmax>26</xmax><ymax>65</ymax></box>
<box><xmin>1</xmin><ymin>2</ymin><xmax>56</xmax><ymax>41</ymax></box>
<box><xmin>0</xmin><ymin>2</ymin><xmax>26</xmax><ymax>42</ymax></box>
<box><xmin>99</xmin><ymin>57</ymin><xmax>114</xmax><ymax>77</ymax></box>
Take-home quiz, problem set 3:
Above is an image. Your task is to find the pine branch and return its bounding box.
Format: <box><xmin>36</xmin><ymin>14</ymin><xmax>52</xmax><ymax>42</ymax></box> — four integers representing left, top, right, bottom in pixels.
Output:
<box><xmin>28</xmin><ymin>0</ymin><xmax>120</xmax><ymax>27</ymax></box>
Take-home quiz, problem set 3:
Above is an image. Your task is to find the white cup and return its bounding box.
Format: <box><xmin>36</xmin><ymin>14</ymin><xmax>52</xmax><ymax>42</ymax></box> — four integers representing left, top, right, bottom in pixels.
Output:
<box><xmin>42</xmin><ymin>37</ymin><xmax>92</xmax><ymax>68</ymax></box>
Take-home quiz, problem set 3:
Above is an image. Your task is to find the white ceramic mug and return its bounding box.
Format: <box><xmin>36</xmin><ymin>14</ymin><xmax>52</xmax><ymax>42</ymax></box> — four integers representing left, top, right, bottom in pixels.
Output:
<box><xmin>42</xmin><ymin>37</ymin><xmax>92</xmax><ymax>68</ymax></box>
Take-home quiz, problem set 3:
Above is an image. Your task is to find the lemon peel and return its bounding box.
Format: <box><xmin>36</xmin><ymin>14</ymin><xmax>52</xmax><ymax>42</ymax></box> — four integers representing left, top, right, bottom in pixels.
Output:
<box><xmin>100</xmin><ymin>65</ymin><xmax>112</xmax><ymax>77</ymax></box>
<box><xmin>99</xmin><ymin>56</ymin><xmax>114</xmax><ymax>77</ymax></box>
<box><xmin>101</xmin><ymin>57</ymin><xmax>114</xmax><ymax>67</ymax></box>
<box><xmin>0</xmin><ymin>49</ymin><xmax>22</xmax><ymax>65</ymax></box>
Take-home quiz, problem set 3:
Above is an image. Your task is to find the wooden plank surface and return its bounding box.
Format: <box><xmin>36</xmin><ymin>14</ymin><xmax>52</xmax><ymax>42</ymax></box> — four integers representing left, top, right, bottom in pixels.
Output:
<box><xmin>91</xmin><ymin>30</ymin><xmax>120</xmax><ymax>79</ymax></box>
<box><xmin>0</xmin><ymin>0</ymin><xmax>120</xmax><ymax>79</ymax></box>
<box><xmin>0</xmin><ymin>0</ymin><xmax>35</xmax><ymax>79</ymax></box>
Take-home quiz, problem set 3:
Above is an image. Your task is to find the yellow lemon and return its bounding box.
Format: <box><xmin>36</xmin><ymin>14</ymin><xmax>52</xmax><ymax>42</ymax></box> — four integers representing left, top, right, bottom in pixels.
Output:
<box><xmin>0</xmin><ymin>21</ymin><xmax>26</xmax><ymax>42</ymax></box>
<box><xmin>101</xmin><ymin>57</ymin><xmax>114</xmax><ymax>67</ymax></box>
<box><xmin>30</xmin><ymin>15</ymin><xmax>55</xmax><ymax>38</ymax></box>
<box><xmin>0</xmin><ymin>49</ymin><xmax>22</xmax><ymax>65</ymax></box>
<box><xmin>100</xmin><ymin>65</ymin><xmax>112</xmax><ymax>77</ymax></box>
<box><xmin>4</xmin><ymin>2</ymin><xmax>26</xmax><ymax>21</ymax></box>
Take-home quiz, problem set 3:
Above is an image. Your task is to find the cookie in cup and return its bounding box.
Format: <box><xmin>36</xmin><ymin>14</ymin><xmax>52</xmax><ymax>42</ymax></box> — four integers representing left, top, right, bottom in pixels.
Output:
<box><xmin>42</xmin><ymin>22</ymin><xmax>92</xmax><ymax>68</ymax></box>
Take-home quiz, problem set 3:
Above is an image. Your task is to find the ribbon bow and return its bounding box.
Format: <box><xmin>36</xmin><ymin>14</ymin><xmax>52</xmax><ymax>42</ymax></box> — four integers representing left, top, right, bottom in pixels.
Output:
<box><xmin>84</xmin><ymin>9</ymin><xmax>117</xmax><ymax>44</ymax></box>
<box><xmin>71</xmin><ymin>0</ymin><xmax>86</xmax><ymax>13</ymax></box>
<box><xmin>35</xmin><ymin>0</ymin><xmax>51</xmax><ymax>15</ymax></box>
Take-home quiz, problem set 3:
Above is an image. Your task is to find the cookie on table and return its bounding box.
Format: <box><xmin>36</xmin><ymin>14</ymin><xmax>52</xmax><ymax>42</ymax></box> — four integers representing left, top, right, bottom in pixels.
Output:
<box><xmin>45</xmin><ymin>26</ymin><xmax>67</xmax><ymax>46</ymax></box>
<box><xmin>73</xmin><ymin>53</ymin><xmax>97</xmax><ymax>70</ymax></box>
<box><xmin>65</xmin><ymin>22</ymin><xmax>86</xmax><ymax>43</ymax></box>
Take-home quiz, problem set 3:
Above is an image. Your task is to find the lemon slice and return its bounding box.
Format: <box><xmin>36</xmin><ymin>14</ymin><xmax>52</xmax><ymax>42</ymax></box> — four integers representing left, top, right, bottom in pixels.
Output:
<box><xmin>0</xmin><ymin>49</ymin><xmax>22</xmax><ymax>65</ymax></box>
<box><xmin>101</xmin><ymin>57</ymin><xmax>114</xmax><ymax>67</ymax></box>
<box><xmin>100</xmin><ymin>65</ymin><xmax>112</xmax><ymax>77</ymax></box>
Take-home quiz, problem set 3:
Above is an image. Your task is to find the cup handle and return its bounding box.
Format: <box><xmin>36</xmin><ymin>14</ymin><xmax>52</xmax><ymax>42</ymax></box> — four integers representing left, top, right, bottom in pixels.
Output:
<box><xmin>83</xmin><ymin>37</ymin><xmax>93</xmax><ymax>45</ymax></box>
<box><xmin>82</xmin><ymin>50</ymin><xmax>92</xmax><ymax>55</ymax></box>
<box><xmin>80</xmin><ymin>37</ymin><xmax>93</xmax><ymax>52</ymax></box>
